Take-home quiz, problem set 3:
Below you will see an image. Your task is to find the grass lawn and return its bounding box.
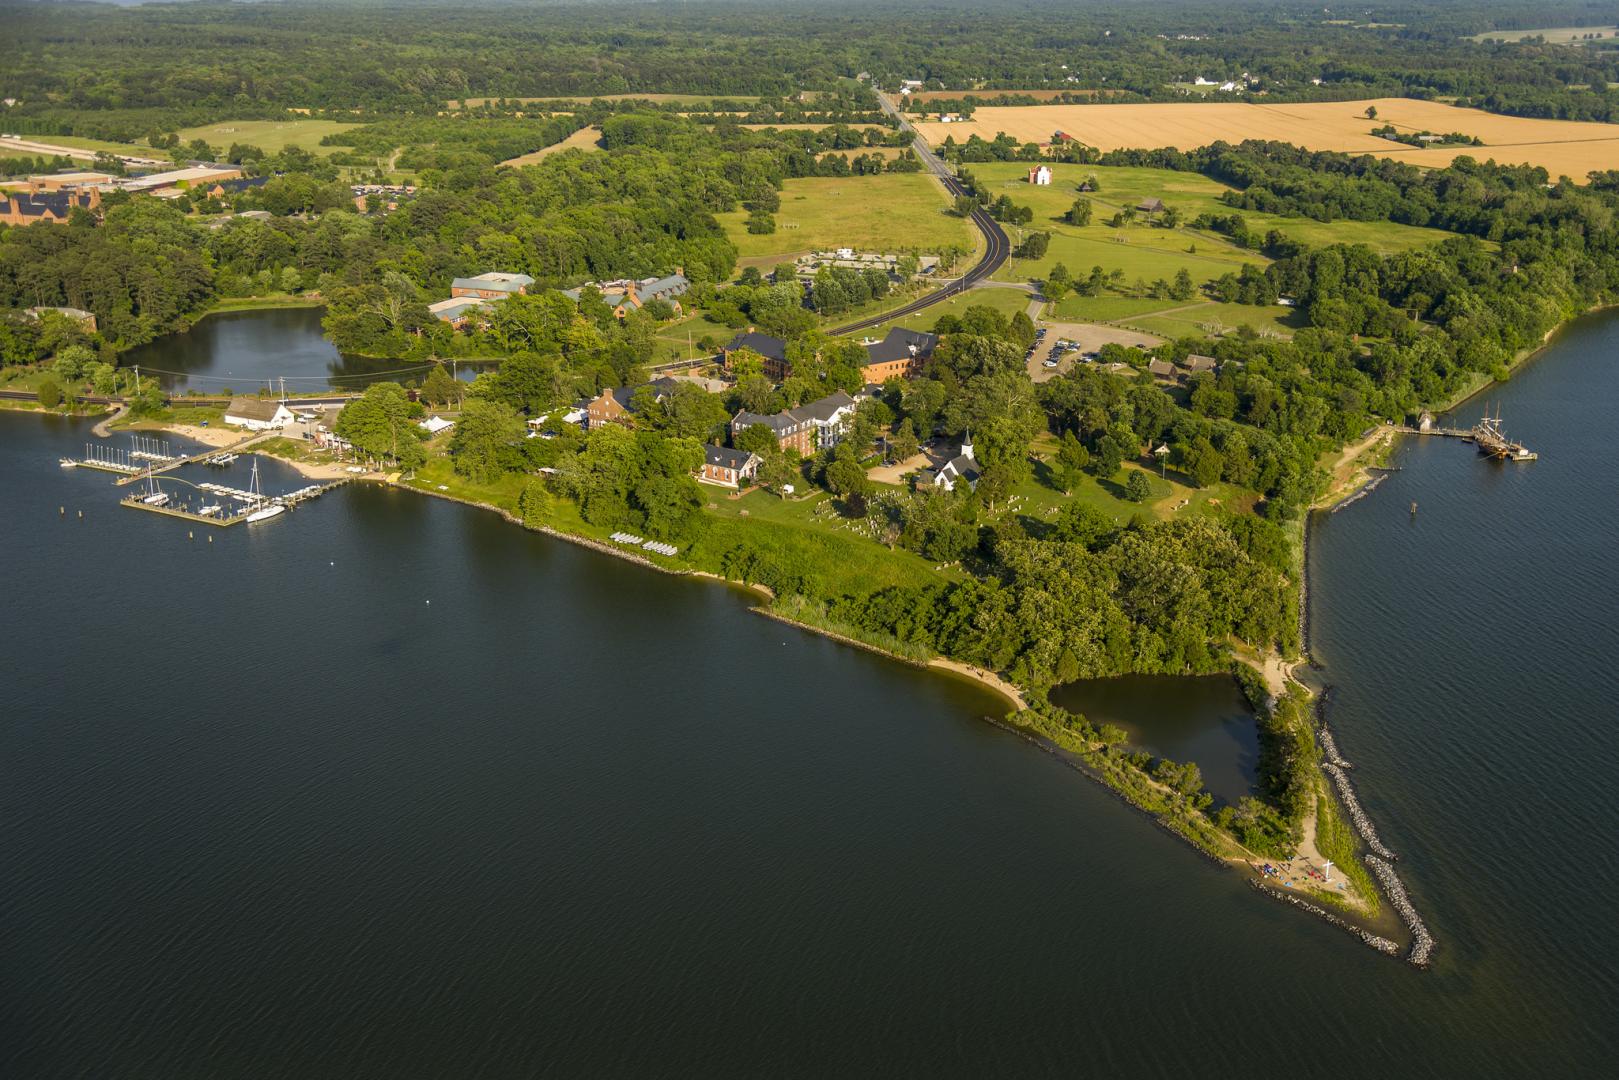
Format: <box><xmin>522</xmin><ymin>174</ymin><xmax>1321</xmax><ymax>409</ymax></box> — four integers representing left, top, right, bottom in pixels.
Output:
<box><xmin>1131</xmin><ymin>301</ymin><xmax>1301</xmax><ymax>339</ymax></box>
<box><xmin>205</xmin><ymin>294</ymin><xmax>326</xmax><ymax>314</ymax></box>
<box><xmin>1019</xmin><ymin>433</ymin><xmax>1258</xmax><ymax>525</ymax></box>
<box><xmin>404</xmin><ymin>451</ymin><xmax>943</xmax><ymax>598</ymax></box>
<box><xmin>694</xmin><ymin>487</ymin><xmax>948</xmax><ymax>594</ymax></box>
<box><xmin>175</xmin><ymin>119</ymin><xmax>362</xmax><ymax>156</ymax></box>
<box><xmin>717</xmin><ymin>173</ymin><xmax>974</xmax><ymax>263</ymax></box>
<box><xmin>652</xmin><ymin>312</ymin><xmax>739</xmax><ymax>362</ymax></box>
<box><xmin>1052</xmin><ymin>294</ymin><xmax>1186</xmax><ymax>322</ymax></box>
<box><xmin>853</xmin><ymin>284</ymin><xmax>1031</xmax><ymax>341</ymax></box>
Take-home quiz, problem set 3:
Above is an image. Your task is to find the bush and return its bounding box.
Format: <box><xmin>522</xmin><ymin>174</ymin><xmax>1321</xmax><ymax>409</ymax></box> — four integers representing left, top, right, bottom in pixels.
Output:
<box><xmin>36</xmin><ymin>379</ymin><xmax>62</xmax><ymax>409</ymax></box>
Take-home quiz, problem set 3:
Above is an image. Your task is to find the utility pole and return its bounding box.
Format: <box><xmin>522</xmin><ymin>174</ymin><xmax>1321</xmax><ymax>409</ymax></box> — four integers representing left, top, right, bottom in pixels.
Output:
<box><xmin>132</xmin><ymin>365</ymin><xmax>140</xmax><ymax>396</ymax></box>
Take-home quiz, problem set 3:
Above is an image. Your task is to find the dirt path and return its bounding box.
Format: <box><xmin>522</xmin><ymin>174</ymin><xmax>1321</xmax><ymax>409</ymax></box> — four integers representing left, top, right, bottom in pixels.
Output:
<box><xmin>1315</xmin><ymin>424</ymin><xmax>1397</xmax><ymax>509</ymax></box>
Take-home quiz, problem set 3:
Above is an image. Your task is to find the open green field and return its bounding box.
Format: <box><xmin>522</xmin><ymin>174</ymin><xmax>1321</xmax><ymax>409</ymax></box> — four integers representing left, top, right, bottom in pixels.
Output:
<box><xmin>850</xmin><ymin>283</ymin><xmax>1031</xmax><ymax>342</ymax></box>
<box><xmin>1469</xmin><ymin>24</ymin><xmax>1617</xmax><ymax>43</ymax></box>
<box><xmin>973</xmin><ymin>162</ymin><xmax>1459</xmax><ymax>287</ymax></box>
<box><xmin>718</xmin><ymin>173</ymin><xmax>975</xmax><ymax>264</ymax></box>
<box><xmin>174</xmin><ymin>119</ymin><xmax>362</xmax><ymax>156</ymax></box>
<box><xmin>1131</xmin><ymin>300</ymin><xmax>1301</xmax><ymax>339</ymax></box>
<box><xmin>1052</xmin><ymin>295</ymin><xmax>1188</xmax><ymax>323</ymax></box>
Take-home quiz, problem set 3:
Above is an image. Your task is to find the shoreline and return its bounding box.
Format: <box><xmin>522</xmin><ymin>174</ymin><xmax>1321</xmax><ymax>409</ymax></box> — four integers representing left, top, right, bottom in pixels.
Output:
<box><xmin>142</xmin><ymin>420</ymin><xmax>1413</xmax><ymax>953</ymax></box>
<box><xmin>81</xmin><ymin>294</ymin><xmax>1606</xmax><ymax>967</ymax></box>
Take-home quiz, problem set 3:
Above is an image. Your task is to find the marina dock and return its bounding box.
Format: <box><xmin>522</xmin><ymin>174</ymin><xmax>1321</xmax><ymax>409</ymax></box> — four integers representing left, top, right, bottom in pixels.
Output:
<box><xmin>119</xmin><ymin>476</ymin><xmax>349</xmax><ymax>526</ymax></box>
<box><xmin>59</xmin><ymin>433</ymin><xmax>273</xmax><ymax>479</ymax></box>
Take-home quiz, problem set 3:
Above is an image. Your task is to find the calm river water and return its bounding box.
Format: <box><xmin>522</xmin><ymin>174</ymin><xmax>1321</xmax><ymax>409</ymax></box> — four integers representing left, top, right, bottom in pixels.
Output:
<box><xmin>2</xmin><ymin>310</ymin><xmax>1616</xmax><ymax>1076</ymax></box>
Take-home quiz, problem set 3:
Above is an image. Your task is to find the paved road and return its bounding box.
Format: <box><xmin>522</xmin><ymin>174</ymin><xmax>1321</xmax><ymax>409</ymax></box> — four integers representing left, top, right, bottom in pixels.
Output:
<box><xmin>831</xmin><ymin>93</ymin><xmax>1011</xmax><ymax>335</ymax></box>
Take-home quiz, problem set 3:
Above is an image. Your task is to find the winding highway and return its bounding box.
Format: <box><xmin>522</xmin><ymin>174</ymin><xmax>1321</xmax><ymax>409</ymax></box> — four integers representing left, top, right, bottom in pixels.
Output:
<box><xmin>832</xmin><ymin>91</ymin><xmax>1012</xmax><ymax>336</ymax></box>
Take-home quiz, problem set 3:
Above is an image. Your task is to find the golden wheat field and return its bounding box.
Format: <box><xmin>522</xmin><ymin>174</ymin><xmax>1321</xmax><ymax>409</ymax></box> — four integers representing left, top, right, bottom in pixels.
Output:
<box><xmin>914</xmin><ymin>98</ymin><xmax>1619</xmax><ymax>179</ymax></box>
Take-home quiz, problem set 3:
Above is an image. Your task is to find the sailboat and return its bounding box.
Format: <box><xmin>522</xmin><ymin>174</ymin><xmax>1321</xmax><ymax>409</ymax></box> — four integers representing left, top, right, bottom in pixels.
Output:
<box><xmin>139</xmin><ymin>465</ymin><xmax>170</xmax><ymax>507</ymax></box>
<box><xmin>244</xmin><ymin>458</ymin><xmax>285</xmax><ymax>523</ymax></box>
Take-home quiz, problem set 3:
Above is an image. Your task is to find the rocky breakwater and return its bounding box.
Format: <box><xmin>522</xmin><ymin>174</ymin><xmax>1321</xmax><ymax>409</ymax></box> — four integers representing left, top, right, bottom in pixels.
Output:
<box><xmin>1249</xmin><ymin>882</ymin><xmax>1401</xmax><ymax>957</ymax></box>
<box><xmin>1368</xmin><ymin>856</ymin><xmax>1435</xmax><ymax>967</ymax></box>
<box><xmin>1319</xmin><ymin>722</ymin><xmax>1353</xmax><ymax>769</ymax></box>
<box><xmin>1321</xmin><ymin>760</ymin><xmax>1395</xmax><ymax>861</ymax></box>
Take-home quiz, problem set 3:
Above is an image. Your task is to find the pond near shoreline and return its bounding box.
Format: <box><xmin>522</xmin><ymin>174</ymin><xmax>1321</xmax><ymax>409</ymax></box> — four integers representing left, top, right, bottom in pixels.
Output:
<box><xmin>1048</xmin><ymin>673</ymin><xmax>1259</xmax><ymax>806</ymax></box>
<box><xmin>120</xmin><ymin>307</ymin><xmax>433</xmax><ymax>394</ymax></box>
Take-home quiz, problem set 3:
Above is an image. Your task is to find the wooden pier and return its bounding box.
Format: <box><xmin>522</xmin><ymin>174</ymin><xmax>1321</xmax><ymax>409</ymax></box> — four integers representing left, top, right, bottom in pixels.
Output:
<box><xmin>1399</xmin><ymin>410</ymin><xmax>1538</xmax><ymax>461</ymax></box>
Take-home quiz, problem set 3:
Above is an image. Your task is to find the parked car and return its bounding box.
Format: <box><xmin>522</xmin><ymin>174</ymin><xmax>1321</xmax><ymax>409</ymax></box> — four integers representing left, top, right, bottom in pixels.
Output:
<box><xmin>1042</xmin><ymin>359</ymin><xmax>1059</xmax><ymax>368</ymax></box>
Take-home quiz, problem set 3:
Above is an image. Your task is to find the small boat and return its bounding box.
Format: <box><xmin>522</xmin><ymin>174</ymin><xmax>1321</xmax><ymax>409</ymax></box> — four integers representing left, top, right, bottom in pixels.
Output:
<box><xmin>142</xmin><ymin>492</ymin><xmax>170</xmax><ymax>507</ymax></box>
<box><xmin>246</xmin><ymin>503</ymin><xmax>285</xmax><ymax>523</ymax></box>
<box><xmin>197</xmin><ymin>504</ymin><xmax>222</xmax><ymax>517</ymax></box>
<box><xmin>59</xmin><ymin>458</ymin><xmax>78</xmax><ymax>468</ymax></box>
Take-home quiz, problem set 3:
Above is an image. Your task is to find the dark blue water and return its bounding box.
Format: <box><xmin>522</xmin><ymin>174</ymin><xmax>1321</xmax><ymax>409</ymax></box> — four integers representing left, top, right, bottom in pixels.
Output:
<box><xmin>2</xmin><ymin>310</ymin><xmax>1618</xmax><ymax>1076</ymax></box>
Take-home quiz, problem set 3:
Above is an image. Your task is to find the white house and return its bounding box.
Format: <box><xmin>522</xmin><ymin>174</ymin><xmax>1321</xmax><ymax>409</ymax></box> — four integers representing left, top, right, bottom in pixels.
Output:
<box><xmin>224</xmin><ymin>397</ymin><xmax>294</xmax><ymax>431</ymax></box>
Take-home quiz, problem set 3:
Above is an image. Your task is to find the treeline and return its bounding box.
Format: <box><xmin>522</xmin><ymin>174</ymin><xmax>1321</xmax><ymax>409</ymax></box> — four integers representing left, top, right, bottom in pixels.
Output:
<box><xmin>7</xmin><ymin>2</ymin><xmax>1619</xmax><ymax>129</ymax></box>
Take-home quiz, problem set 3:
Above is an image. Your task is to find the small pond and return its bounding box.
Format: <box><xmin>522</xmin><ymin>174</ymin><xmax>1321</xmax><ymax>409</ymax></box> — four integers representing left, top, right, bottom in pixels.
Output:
<box><xmin>1048</xmin><ymin>674</ymin><xmax>1259</xmax><ymax>806</ymax></box>
<box><xmin>121</xmin><ymin>307</ymin><xmax>445</xmax><ymax>394</ymax></box>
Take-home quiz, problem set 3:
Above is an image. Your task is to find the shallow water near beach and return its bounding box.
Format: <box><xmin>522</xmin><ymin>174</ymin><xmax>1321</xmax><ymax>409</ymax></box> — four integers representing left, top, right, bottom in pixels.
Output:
<box><xmin>2</xmin><ymin>309</ymin><xmax>1617</xmax><ymax>1076</ymax></box>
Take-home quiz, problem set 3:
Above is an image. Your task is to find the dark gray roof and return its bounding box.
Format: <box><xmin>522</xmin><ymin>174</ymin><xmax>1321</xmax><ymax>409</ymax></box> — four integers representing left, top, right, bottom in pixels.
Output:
<box><xmin>1</xmin><ymin>190</ymin><xmax>97</xmax><ymax>218</ymax></box>
<box><xmin>725</xmin><ymin>331</ymin><xmax>788</xmax><ymax>363</ymax></box>
<box><xmin>733</xmin><ymin>409</ymin><xmax>802</xmax><ymax>433</ymax></box>
<box><xmin>790</xmin><ymin>390</ymin><xmax>856</xmax><ymax>424</ymax></box>
<box><xmin>705</xmin><ymin>445</ymin><xmax>757</xmax><ymax>470</ymax></box>
<box><xmin>864</xmin><ymin>327</ymin><xmax>938</xmax><ymax>365</ymax></box>
<box><xmin>944</xmin><ymin>454</ymin><xmax>981</xmax><ymax>481</ymax></box>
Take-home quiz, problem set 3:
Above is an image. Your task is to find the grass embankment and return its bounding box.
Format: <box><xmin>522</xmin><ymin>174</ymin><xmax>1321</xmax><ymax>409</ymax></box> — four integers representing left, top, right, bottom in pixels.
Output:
<box><xmin>717</xmin><ymin>173</ymin><xmax>975</xmax><ymax>264</ymax></box>
<box><xmin>1313</xmin><ymin>786</ymin><xmax>1381</xmax><ymax>911</ymax></box>
<box><xmin>203</xmin><ymin>294</ymin><xmax>326</xmax><ymax>315</ymax></box>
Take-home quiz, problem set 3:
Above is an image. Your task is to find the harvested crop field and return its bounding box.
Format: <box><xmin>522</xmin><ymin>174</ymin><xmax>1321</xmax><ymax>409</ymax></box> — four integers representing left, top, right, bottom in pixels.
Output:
<box><xmin>914</xmin><ymin>98</ymin><xmax>1619</xmax><ymax>179</ymax></box>
<box><xmin>500</xmin><ymin>126</ymin><xmax>602</xmax><ymax>166</ymax></box>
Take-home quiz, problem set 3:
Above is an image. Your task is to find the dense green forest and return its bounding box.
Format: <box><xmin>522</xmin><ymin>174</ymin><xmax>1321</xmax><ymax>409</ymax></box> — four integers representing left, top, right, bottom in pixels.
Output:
<box><xmin>7</xmin><ymin>0</ymin><xmax>1619</xmax><ymax>138</ymax></box>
